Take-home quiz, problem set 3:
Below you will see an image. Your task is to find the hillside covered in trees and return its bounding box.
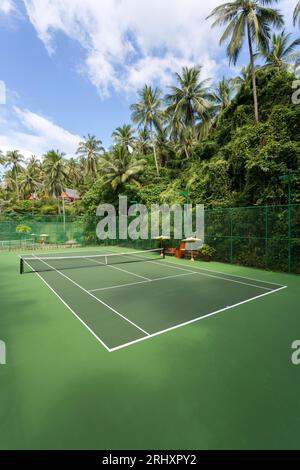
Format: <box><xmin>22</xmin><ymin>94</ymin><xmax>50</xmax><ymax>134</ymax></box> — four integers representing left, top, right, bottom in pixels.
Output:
<box><xmin>0</xmin><ymin>1</ymin><xmax>300</xmax><ymax>216</ymax></box>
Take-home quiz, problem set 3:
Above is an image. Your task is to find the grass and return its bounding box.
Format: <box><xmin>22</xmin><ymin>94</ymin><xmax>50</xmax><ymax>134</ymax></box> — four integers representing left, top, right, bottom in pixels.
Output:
<box><xmin>0</xmin><ymin>248</ymin><xmax>299</xmax><ymax>450</ymax></box>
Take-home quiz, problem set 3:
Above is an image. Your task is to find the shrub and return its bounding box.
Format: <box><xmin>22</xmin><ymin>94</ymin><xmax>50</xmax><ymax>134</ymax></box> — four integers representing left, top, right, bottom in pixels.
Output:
<box><xmin>199</xmin><ymin>244</ymin><xmax>216</xmax><ymax>260</ymax></box>
<box><xmin>16</xmin><ymin>224</ymin><xmax>32</xmax><ymax>235</ymax></box>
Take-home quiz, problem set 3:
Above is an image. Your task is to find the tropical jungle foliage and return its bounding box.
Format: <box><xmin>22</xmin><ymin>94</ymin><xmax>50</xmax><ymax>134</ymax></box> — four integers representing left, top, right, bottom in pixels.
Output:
<box><xmin>1</xmin><ymin>1</ymin><xmax>300</xmax><ymax>217</ymax></box>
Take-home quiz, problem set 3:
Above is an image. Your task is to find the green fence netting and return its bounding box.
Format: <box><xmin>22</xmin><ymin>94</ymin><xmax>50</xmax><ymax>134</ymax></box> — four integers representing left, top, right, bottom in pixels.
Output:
<box><xmin>204</xmin><ymin>205</ymin><xmax>300</xmax><ymax>274</ymax></box>
<box><xmin>0</xmin><ymin>205</ymin><xmax>299</xmax><ymax>274</ymax></box>
<box><xmin>0</xmin><ymin>214</ymin><xmax>86</xmax><ymax>247</ymax></box>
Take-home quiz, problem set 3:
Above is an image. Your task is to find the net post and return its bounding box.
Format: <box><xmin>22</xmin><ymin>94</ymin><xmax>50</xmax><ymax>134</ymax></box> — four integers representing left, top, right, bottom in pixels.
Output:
<box><xmin>20</xmin><ymin>258</ymin><xmax>24</xmax><ymax>275</ymax></box>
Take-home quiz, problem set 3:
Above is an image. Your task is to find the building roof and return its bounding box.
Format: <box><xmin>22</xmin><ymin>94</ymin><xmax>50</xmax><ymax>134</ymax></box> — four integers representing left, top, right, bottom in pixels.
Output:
<box><xmin>62</xmin><ymin>188</ymin><xmax>80</xmax><ymax>200</ymax></box>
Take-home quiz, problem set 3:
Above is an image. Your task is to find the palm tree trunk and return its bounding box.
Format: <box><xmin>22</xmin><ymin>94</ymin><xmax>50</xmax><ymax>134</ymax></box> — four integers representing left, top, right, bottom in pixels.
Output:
<box><xmin>184</xmin><ymin>146</ymin><xmax>190</xmax><ymax>160</ymax></box>
<box><xmin>149</xmin><ymin>124</ymin><xmax>159</xmax><ymax>175</ymax></box>
<box><xmin>247</xmin><ymin>19</ymin><xmax>259</xmax><ymax>123</ymax></box>
<box><xmin>15</xmin><ymin>170</ymin><xmax>20</xmax><ymax>201</ymax></box>
<box><xmin>152</xmin><ymin>142</ymin><xmax>160</xmax><ymax>175</ymax></box>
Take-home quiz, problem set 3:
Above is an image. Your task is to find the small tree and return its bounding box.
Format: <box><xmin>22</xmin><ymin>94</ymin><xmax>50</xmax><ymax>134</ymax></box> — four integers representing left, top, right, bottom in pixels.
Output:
<box><xmin>16</xmin><ymin>225</ymin><xmax>32</xmax><ymax>237</ymax></box>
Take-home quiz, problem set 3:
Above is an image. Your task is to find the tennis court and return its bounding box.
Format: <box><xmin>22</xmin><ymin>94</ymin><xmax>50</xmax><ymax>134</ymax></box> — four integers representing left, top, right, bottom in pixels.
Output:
<box><xmin>20</xmin><ymin>247</ymin><xmax>287</xmax><ymax>352</ymax></box>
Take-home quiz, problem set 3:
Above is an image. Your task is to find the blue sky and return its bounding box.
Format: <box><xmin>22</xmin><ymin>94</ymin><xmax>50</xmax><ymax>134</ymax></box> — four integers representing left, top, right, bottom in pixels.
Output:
<box><xmin>0</xmin><ymin>0</ymin><xmax>295</xmax><ymax>165</ymax></box>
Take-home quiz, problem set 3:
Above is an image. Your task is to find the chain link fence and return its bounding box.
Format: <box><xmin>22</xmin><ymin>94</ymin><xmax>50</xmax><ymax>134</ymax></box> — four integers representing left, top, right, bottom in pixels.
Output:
<box><xmin>0</xmin><ymin>205</ymin><xmax>299</xmax><ymax>273</ymax></box>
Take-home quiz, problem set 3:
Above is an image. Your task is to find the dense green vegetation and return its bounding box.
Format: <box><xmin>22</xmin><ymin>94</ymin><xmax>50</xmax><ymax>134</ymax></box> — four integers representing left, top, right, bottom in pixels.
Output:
<box><xmin>1</xmin><ymin>1</ymin><xmax>300</xmax><ymax>216</ymax></box>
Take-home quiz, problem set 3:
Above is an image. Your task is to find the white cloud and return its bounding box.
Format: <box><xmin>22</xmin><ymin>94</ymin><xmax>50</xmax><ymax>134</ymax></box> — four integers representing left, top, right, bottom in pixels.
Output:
<box><xmin>23</xmin><ymin>0</ymin><xmax>294</xmax><ymax>97</ymax></box>
<box><xmin>0</xmin><ymin>106</ymin><xmax>81</xmax><ymax>160</ymax></box>
<box><xmin>23</xmin><ymin>0</ymin><xmax>223</xmax><ymax>97</ymax></box>
<box><xmin>0</xmin><ymin>0</ymin><xmax>14</xmax><ymax>15</ymax></box>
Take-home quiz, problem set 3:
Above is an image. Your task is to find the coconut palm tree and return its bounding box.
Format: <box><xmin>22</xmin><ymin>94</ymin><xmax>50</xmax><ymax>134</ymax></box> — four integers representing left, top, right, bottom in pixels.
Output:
<box><xmin>0</xmin><ymin>150</ymin><xmax>5</xmax><ymax>166</ymax></box>
<box><xmin>112</xmin><ymin>125</ymin><xmax>136</xmax><ymax>152</ymax></box>
<box><xmin>231</xmin><ymin>64</ymin><xmax>253</xmax><ymax>90</ymax></box>
<box><xmin>65</xmin><ymin>158</ymin><xmax>81</xmax><ymax>187</ymax></box>
<box><xmin>259</xmin><ymin>31</ymin><xmax>300</xmax><ymax>69</ymax></box>
<box><xmin>42</xmin><ymin>150</ymin><xmax>67</xmax><ymax>212</ymax></box>
<box><xmin>19</xmin><ymin>169</ymin><xmax>39</xmax><ymax>199</ymax></box>
<box><xmin>166</xmin><ymin>112</ymin><xmax>183</xmax><ymax>144</ymax></box>
<box><xmin>294</xmin><ymin>1</ymin><xmax>300</xmax><ymax>27</ymax></box>
<box><xmin>214</xmin><ymin>77</ymin><xmax>235</xmax><ymax>114</ymax></box>
<box><xmin>130</xmin><ymin>85</ymin><xmax>163</xmax><ymax>175</ymax></box>
<box><xmin>165</xmin><ymin>67</ymin><xmax>213</xmax><ymax>129</ymax></box>
<box><xmin>5</xmin><ymin>150</ymin><xmax>24</xmax><ymax>200</ymax></box>
<box><xmin>76</xmin><ymin>134</ymin><xmax>105</xmax><ymax>180</ymax></box>
<box><xmin>27</xmin><ymin>155</ymin><xmax>41</xmax><ymax>178</ymax></box>
<box><xmin>207</xmin><ymin>1</ymin><xmax>284</xmax><ymax>122</ymax></box>
<box><xmin>154</xmin><ymin>127</ymin><xmax>174</xmax><ymax>167</ymax></box>
<box><xmin>175</xmin><ymin>126</ymin><xmax>197</xmax><ymax>161</ymax></box>
<box><xmin>100</xmin><ymin>145</ymin><xmax>146</xmax><ymax>191</ymax></box>
<box><xmin>2</xmin><ymin>170</ymin><xmax>17</xmax><ymax>194</ymax></box>
<box><xmin>136</xmin><ymin>128</ymin><xmax>152</xmax><ymax>156</ymax></box>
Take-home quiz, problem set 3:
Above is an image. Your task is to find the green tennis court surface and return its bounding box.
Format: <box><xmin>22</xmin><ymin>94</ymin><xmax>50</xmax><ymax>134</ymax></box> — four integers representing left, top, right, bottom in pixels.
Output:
<box><xmin>1</xmin><ymin>247</ymin><xmax>300</xmax><ymax>450</ymax></box>
<box><xmin>19</xmin><ymin>248</ymin><xmax>286</xmax><ymax>352</ymax></box>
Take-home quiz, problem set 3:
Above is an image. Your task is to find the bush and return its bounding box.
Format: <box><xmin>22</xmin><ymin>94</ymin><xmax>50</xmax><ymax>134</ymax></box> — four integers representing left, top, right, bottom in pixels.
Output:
<box><xmin>198</xmin><ymin>244</ymin><xmax>216</xmax><ymax>260</ymax></box>
<box><xmin>16</xmin><ymin>224</ymin><xmax>32</xmax><ymax>235</ymax></box>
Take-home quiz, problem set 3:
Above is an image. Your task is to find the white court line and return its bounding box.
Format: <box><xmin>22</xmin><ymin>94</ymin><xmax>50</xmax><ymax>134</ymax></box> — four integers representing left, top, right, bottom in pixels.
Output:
<box><xmin>89</xmin><ymin>272</ymin><xmax>198</xmax><ymax>293</ymax></box>
<box><xmin>137</xmin><ymin>258</ymin><xmax>278</xmax><ymax>291</ymax></box>
<box><xmin>104</xmin><ymin>248</ymin><xmax>287</xmax><ymax>288</ymax></box>
<box><xmin>87</xmin><ymin>256</ymin><xmax>151</xmax><ymax>281</ymax></box>
<box><xmin>109</xmin><ymin>285</ymin><xmax>288</xmax><ymax>352</ymax></box>
<box><xmin>162</xmin><ymin>259</ymin><xmax>287</xmax><ymax>288</ymax></box>
<box><xmin>20</xmin><ymin>253</ymin><xmax>288</xmax><ymax>353</ymax></box>
<box><xmin>28</xmin><ymin>255</ymin><xmax>150</xmax><ymax>337</ymax></box>
<box><xmin>19</xmin><ymin>256</ymin><xmax>111</xmax><ymax>352</ymax></box>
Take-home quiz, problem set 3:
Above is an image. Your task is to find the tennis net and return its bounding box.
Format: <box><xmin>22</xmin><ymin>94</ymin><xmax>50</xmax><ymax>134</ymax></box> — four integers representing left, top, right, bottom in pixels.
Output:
<box><xmin>20</xmin><ymin>248</ymin><xmax>165</xmax><ymax>274</ymax></box>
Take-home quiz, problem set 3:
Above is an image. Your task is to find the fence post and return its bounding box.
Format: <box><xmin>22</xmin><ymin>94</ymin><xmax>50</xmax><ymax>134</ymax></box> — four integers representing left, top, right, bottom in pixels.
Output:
<box><xmin>288</xmin><ymin>202</ymin><xmax>292</xmax><ymax>274</ymax></box>
<box><xmin>265</xmin><ymin>205</ymin><xmax>268</xmax><ymax>270</ymax></box>
<box><xmin>230</xmin><ymin>209</ymin><xmax>233</xmax><ymax>264</ymax></box>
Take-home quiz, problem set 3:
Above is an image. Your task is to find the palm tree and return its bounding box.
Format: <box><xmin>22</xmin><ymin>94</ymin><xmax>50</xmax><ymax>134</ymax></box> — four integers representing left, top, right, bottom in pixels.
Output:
<box><xmin>166</xmin><ymin>67</ymin><xmax>213</xmax><ymax>129</ymax></box>
<box><xmin>155</xmin><ymin>127</ymin><xmax>173</xmax><ymax>167</ymax></box>
<box><xmin>42</xmin><ymin>150</ymin><xmax>67</xmax><ymax>212</ymax></box>
<box><xmin>65</xmin><ymin>158</ymin><xmax>81</xmax><ymax>187</ymax></box>
<box><xmin>214</xmin><ymin>77</ymin><xmax>234</xmax><ymax>114</ymax></box>
<box><xmin>136</xmin><ymin>128</ymin><xmax>152</xmax><ymax>156</ymax></box>
<box><xmin>19</xmin><ymin>169</ymin><xmax>39</xmax><ymax>199</ymax></box>
<box><xmin>112</xmin><ymin>125</ymin><xmax>136</xmax><ymax>152</ymax></box>
<box><xmin>175</xmin><ymin>126</ymin><xmax>197</xmax><ymax>161</ymax></box>
<box><xmin>27</xmin><ymin>155</ymin><xmax>41</xmax><ymax>178</ymax></box>
<box><xmin>259</xmin><ymin>31</ymin><xmax>300</xmax><ymax>69</ymax></box>
<box><xmin>231</xmin><ymin>64</ymin><xmax>253</xmax><ymax>90</ymax></box>
<box><xmin>76</xmin><ymin>134</ymin><xmax>105</xmax><ymax>180</ymax></box>
<box><xmin>100</xmin><ymin>145</ymin><xmax>146</xmax><ymax>191</ymax></box>
<box><xmin>0</xmin><ymin>150</ymin><xmax>5</xmax><ymax>166</ymax></box>
<box><xmin>294</xmin><ymin>1</ymin><xmax>300</xmax><ymax>27</ymax></box>
<box><xmin>130</xmin><ymin>85</ymin><xmax>163</xmax><ymax>175</ymax></box>
<box><xmin>166</xmin><ymin>112</ymin><xmax>183</xmax><ymax>144</ymax></box>
<box><xmin>207</xmin><ymin>1</ymin><xmax>284</xmax><ymax>122</ymax></box>
<box><xmin>2</xmin><ymin>170</ymin><xmax>17</xmax><ymax>193</ymax></box>
<box><xmin>5</xmin><ymin>150</ymin><xmax>24</xmax><ymax>200</ymax></box>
